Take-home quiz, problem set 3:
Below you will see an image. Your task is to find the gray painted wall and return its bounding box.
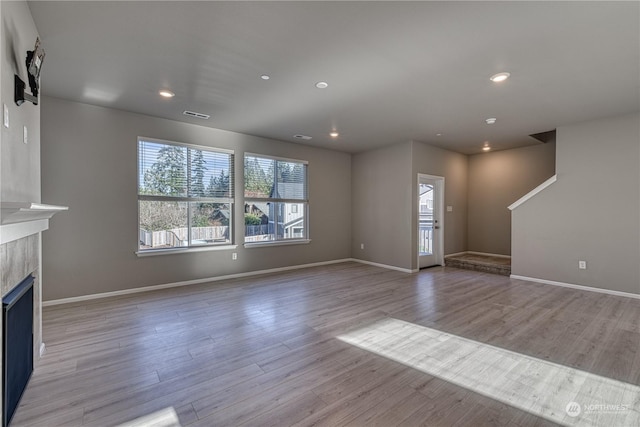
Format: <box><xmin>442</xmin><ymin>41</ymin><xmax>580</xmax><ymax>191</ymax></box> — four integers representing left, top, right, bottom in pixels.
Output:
<box><xmin>351</xmin><ymin>141</ymin><xmax>413</xmax><ymax>269</ymax></box>
<box><xmin>1</xmin><ymin>0</ymin><xmax>44</xmax><ymax>400</ymax></box>
<box><xmin>468</xmin><ymin>142</ymin><xmax>556</xmax><ymax>255</ymax></box>
<box><xmin>512</xmin><ymin>113</ymin><xmax>640</xmax><ymax>295</ymax></box>
<box><xmin>38</xmin><ymin>94</ymin><xmax>638</xmax><ymax>298</ymax></box>
<box><xmin>351</xmin><ymin>140</ymin><xmax>468</xmax><ymax>271</ymax></box>
<box><xmin>1</xmin><ymin>0</ymin><xmax>40</xmax><ymax>202</ymax></box>
<box><xmin>41</xmin><ymin>96</ymin><xmax>351</xmax><ymax>301</ymax></box>
<box><xmin>411</xmin><ymin>141</ymin><xmax>468</xmax><ymax>268</ymax></box>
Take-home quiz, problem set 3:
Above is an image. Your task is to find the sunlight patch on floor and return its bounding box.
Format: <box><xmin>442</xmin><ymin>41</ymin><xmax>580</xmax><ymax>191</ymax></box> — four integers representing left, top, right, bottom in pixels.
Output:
<box><xmin>116</xmin><ymin>407</ymin><xmax>181</xmax><ymax>427</ymax></box>
<box><xmin>337</xmin><ymin>318</ymin><xmax>640</xmax><ymax>426</ymax></box>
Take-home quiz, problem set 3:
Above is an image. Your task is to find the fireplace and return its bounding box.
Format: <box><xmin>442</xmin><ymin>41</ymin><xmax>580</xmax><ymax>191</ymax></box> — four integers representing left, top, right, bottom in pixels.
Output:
<box><xmin>0</xmin><ymin>203</ymin><xmax>67</xmax><ymax>426</ymax></box>
<box><xmin>2</xmin><ymin>275</ymin><xmax>34</xmax><ymax>427</ymax></box>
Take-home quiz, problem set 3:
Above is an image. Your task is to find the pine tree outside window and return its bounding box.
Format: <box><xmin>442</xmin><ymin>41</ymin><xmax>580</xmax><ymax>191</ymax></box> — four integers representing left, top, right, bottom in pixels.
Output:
<box><xmin>138</xmin><ymin>137</ymin><xmax>234</xmax><ymax>252</ymax></box>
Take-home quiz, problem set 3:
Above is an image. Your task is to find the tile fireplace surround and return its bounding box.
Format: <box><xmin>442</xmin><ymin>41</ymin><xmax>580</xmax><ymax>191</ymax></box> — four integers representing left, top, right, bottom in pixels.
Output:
<box><xmin>1</xmin><ymin>232</ymin><xmax>42</xmax><ymax>368</ymax></box>
<box><xmin>0</xmin><ymin>204</ymin><xmax>68</xmax><ymax>377</ymax></box>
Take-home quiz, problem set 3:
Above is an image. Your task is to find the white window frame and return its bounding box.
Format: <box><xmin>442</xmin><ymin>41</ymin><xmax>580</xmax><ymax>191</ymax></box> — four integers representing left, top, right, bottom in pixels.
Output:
<box><xmin>243</xmin><ymin>153</ymin><xmax>310</xmax><ymax>247</ymax></box>
<box><xmin>136</xmin><ymin>137</ymin><xmax>236</xmax><ymax>255</ymax></box>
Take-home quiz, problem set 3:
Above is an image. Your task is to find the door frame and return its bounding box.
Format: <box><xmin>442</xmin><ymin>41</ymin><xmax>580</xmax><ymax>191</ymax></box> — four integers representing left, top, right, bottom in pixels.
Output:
<box><xmin>417</xmin><ymin>173</ymin><xmax>445</xmax><ymax>268</ymax></box>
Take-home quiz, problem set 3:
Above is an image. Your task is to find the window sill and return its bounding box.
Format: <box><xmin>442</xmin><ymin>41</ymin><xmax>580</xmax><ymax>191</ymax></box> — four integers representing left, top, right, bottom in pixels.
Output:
<box><xmin>136</xmin><ymin>244</ymin><xmax>238</xmax><ymax>257</ymax></box>
<box><xmin>244</xmin><ymin>239</ymin><xmax>311</xmax><ymax>249</ymax></box>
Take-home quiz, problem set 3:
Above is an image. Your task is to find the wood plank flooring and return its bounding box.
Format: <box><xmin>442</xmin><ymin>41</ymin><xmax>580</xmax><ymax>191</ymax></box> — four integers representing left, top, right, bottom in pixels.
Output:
<box><xmin>10</xmin><ymin>262</ymin><xmax>640</xmax><ymax>426</ymax></box>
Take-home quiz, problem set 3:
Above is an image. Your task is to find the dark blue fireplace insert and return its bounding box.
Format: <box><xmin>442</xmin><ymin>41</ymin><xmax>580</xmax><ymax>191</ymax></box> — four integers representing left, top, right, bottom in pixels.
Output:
<box><xmin>2</xmin><ymin>274</ymin><xmax>34</xmax><ymax>427</ymax></box>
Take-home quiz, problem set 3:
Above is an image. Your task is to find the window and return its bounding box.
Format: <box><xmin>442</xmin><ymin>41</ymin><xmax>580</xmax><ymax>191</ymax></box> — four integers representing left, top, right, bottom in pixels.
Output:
<box><xmin>244</xmin><ymin>154</ymin><xmax>308</xmax><ymax>244</ymax></box>
<box><xmin>138</xmin><ymin>138</ymin><xmax>234</xmax><ymax>252</ymax></box>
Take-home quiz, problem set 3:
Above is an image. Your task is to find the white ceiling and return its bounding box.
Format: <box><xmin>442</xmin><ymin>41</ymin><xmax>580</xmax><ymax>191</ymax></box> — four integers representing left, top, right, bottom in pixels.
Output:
<box><xmin>27</xmin><ymin>1</ymin><xmax>640</xmax><ymax>154</ymax></box>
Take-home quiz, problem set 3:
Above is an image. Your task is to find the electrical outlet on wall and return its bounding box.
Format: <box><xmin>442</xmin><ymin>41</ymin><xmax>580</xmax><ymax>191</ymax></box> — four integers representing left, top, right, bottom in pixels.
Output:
<box><xmin>232</xmin><ymin>253</ymin><xmax>237</xmax><ymax>260</ymax></box>
<box><xmin>360</xmin><ymin>243</ymin><xmax>364</xmax><ymax>250</ymax></box>
<box><xmin>578</xmin><ymin>260</ymin><xmax>587</xmax><ymax>270</ymax></box>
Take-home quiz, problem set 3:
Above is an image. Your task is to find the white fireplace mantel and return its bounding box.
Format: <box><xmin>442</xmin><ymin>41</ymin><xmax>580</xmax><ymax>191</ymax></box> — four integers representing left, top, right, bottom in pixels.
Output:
<box><xmin>0</xmin><ymin>202</ymin><xmax>68</xmax><ymax>244</ymax></box>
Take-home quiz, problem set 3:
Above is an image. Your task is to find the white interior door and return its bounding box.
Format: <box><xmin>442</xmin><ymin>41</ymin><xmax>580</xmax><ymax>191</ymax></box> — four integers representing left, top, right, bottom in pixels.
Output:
<box><xmin>418</xmin><ymin>174</ymin><xmax>444</xmax><ymax>268</ymax></box>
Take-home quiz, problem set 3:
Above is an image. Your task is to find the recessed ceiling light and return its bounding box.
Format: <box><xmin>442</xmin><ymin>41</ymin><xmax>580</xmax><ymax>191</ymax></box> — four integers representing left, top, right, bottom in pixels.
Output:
<box><xmin>485</xmin><ymin>117</ymin><xmax>497</xmax><ymax>125</ymax></box>
<box><xmin>330</xmin><ymin>131</ymin><xmax>339</xmax><ymax>138</ymax></box>
<box><xmin>315</xmin><ymin>81</ymin><xmax>329</xmax><ymax>89</ymax></box>
<box><xmin>159</xmin><ymin>89</ymin><xmax>175</xmax><ymax>98</ymax></box>
<box><xmin>483</xmin><ymin>146</ymin><xmax>492</xmax><ymax>151</ymax></box>
<box><xmin>261</xmin><ymin>74</ymin><xmax>270</xmax><ymax>80</ymax></box>
<box><xmin>490</xmin><ymin>72</ymin><xmax>510</xmax><ymax>83</ymax></box>
<box><xmin>436</xmin><ymin>133</ymin><xmax>442</xmax><ymax>137</ymax></box>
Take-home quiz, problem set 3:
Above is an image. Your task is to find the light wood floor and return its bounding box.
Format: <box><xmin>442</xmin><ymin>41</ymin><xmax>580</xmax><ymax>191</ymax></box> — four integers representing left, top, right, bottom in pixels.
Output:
<box><xmin>11</xmin><ymin>262</ymin><xmax>640</xmax><ymax>426</ymax></box>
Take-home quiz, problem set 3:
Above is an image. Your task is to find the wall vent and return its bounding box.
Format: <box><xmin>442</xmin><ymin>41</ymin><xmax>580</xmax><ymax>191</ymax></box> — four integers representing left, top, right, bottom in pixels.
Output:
<box><xmin>293</xmin><ymin>134</ymin><xmax>312</xmax><ymax>140</ymax></box>
<box><xmin>183</xmin><ymin>110</ymin><xmax>210</xmax><ymax>120</ymax></box>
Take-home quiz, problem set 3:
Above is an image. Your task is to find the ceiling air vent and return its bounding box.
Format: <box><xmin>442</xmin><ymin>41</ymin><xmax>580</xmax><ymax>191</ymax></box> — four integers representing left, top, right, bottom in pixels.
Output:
<box><xmin>183</xmin><ymin>110</ymin><xmax>210</xmax><ymax>120</ymax></box>
<box><xmin>293</xmin><ymin>134</ymin><xmax>312</xmax><ymax>140</ymax></box>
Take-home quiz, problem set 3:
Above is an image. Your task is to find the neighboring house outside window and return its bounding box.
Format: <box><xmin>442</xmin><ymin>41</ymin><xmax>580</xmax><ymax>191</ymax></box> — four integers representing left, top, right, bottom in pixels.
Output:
<box><xmin>244</xmin><ymin>154</ymin><xmax>308</xmax><ymax>244</ymax></box>
<box><xmin>419</xmin><ymin>184</ymin><xmax>434</xmax><ymax>220</ymax></box>
<box><xmin>137</xmin><ymin>137</ymin><xmax>234</xmax><ymax>252</ymax></box>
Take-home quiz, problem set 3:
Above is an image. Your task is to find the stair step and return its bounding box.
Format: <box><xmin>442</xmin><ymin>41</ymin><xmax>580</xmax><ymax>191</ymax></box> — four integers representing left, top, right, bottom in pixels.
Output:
<box><xmin>445</xmin><ymin>253</ymin><xmax>511</xmax><ymax>276</ymax></box>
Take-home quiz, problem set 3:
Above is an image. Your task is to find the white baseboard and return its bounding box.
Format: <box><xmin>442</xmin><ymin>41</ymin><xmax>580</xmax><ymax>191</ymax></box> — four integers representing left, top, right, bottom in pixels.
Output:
<box><xmin>510</xmin><ymin>274</ymin><xmax>640</xmax><ymax>300</ymax></box>
<box><xmin>350</xmin><ymin>258</ymin><xmax>417</xmax><ymax>274</ymax></box>
<box><xmin>43</xmin><ymin>258</ymin><xmax>353</xmax><ymax>306</ymax></box>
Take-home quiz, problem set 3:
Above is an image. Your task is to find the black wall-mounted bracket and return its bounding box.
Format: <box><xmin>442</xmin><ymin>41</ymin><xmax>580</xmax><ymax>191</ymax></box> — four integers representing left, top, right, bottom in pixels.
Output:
<box><xmin>14</xmin><ymin>75</ymin><xmax>38</xmax><ymax>106</ymax></box>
